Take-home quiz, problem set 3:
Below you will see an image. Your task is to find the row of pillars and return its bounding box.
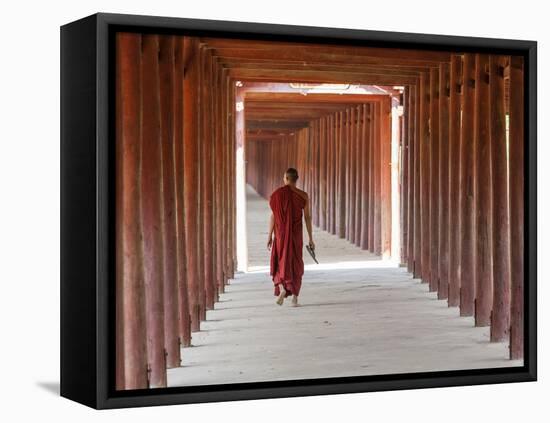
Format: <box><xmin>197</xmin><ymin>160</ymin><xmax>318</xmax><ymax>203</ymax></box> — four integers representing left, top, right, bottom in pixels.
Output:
<box><xmin>399</xmin><ymin>54</ymin><xmax>524</xmax><ymax>359</ymax></box>
<box><xmin>115</xmin><ymin>33</ymin><xmax>237</xmax><ymax>390</ymax></box>
<box><xmin>246</xmin><ymin>98</ymin><xmax>392</xmax><ymax>257</ymax></box>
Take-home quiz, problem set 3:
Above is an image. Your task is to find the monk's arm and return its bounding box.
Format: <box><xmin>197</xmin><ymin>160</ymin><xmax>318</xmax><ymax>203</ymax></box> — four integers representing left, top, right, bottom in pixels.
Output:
<box><xmin>267</xmin><ymin>212</ymin><xmax>275</xmax><ymax>249</ymax></box>
<box><xmin>304</xmin><ymin>196</ymin><xmax>314</xmax><ymax>248</ymax></box>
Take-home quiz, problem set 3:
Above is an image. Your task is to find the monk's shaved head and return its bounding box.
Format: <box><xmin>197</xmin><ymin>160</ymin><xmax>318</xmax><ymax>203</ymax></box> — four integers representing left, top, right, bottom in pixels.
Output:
<box><xmin>284</xmin><ymin>168</ymin><xmax>299</xmax><ymax>183</ymax></box>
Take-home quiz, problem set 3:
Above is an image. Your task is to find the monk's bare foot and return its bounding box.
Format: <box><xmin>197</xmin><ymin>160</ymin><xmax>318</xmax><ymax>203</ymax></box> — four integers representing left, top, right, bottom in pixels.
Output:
<box><xmin>276</xmin><ymin>287</ymin><xmax>286</xmax><ymax>305</ymax></box>
<box><xmin>291</xmin><ymin>296</ymin><xmax>299</xmax><ymax>307</ymax></box>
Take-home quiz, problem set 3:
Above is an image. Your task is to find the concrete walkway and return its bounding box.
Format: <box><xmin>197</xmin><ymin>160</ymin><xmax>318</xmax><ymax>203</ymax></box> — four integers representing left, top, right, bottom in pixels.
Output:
<box><xmin>167</xmin><ymin>184</ymin><xmax>522</xmax><ymax>387</ymax></box>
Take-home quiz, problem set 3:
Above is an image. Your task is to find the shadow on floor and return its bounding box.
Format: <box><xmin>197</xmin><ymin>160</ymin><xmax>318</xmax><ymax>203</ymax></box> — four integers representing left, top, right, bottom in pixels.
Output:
<box><xmin>36</xmin><ymin>381</ymin><xmax>60</xmax><ymax>396</ymax></box>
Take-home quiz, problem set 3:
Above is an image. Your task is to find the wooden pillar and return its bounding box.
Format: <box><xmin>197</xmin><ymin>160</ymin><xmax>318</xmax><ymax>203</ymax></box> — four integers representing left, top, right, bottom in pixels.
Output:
<box><xmin>489</xmin><ymin>55</ymin><xmax>511</xmax><ymax>341</ymax></box>
<box><xmin>229</xmin><ymin>82</ymin><xmax>237</xmax><ymax>278</ymax></box>
<box><xmin>214</xmin><ymin>63</ymin><xmax>225</xmax><ymax>296</ymax></box>
<box><xmin>429</xmin><ymin>68</ymin><xmax>440</xmax><ymax>291</ymax></box>
<box><xmin>223</xmin><ymin>74</ymin><xmax>231</xmax><ymax>286</ymax></box>
<box><xmin>380</xmin><ymin>98</ymin><xmax>392</xmax><ymax>257</ymax></box>
<box><xmin>419</xmin><ymin>72</ymin><xmax>431</xmax><ymax>283</ymax></box>
<box><xmin>474</xmin><ymin>53</ymin><xmax>493</xmax><ymax>327</ymax></box>
<box><xmin>345</xmin><ymin>109</ymin><xmax>351</xmax><ymax>239</ymax></box>
<box><xmin>313</xmin><ymin>120</ymin><xmax>321</xmax><ymax>226</ymax></box>
<box><xmin>174</xmin><ymin>37</ymin><xmax>192</xmax><ymax>347</ymax></box>
<box><xmin>438</xmin><ymin>62</ymin><xmax>451</xmax><ymax>300</ymax></box>
<box><xmin>368</xmin><ymin>104</ymin><xmax>376</xmax><ymax>252</ymax></box>
<box><xmin>115</xmin><ymin>32</ymin><xmax>148</xmax><ymax>390</ymax></box>
<box><xmin>374</xmin><ymin>102</ymin><xmax>383</xmax><ymax>254</ymax></box>
<box><xmin>349</xmin><ymin>107</ymin><xmax>357</xmax><ymax>244</ymax></box>
<box><xmin>360</xmin><ymin>104</ymin><xmax>370</xmax><ymax>250</ymax></box>
<box><xmin>355</xmin><ymin>106</ymin><xmax>363</xmax><ymax>246</ymax></box>
<box><xmin>448</xmin><ymin>55</ymin><xmax>462</xmax><ymax>307</ymax></box>
<box><xmin>140</xmin><ymin>34</ymin><xmax>167</xmax><ymax>388</ymax></box>
<box><xmin>329</xmin><ymin>115</ymin><xmax>336</xmax><ymax>235</ymax></box>
<box><xmin>407</xmin><ymin>85</ymin><xmax>417</xmax><ymax>274</ymax></box>
<box><xmin>413</xmin><ymin>80</ymin><xmax>422</xmax><ymax>278</ymax></box>
<box><xmin>509</xmin><ymin>55</ymin><xmax>524</xmax><ymax>359</ymax></box>
<box><xmin>401</xmin><ymin>88</ymin><xmax>410</xmax><ymax>264</ymax></box>
<box><xmin>202</xmin><ymin>50</ymin><xmax>215</xmax><ymax>310</ymax></box>
<box><xmin>459</xmin><ymin>53</ymin><xmax>476</xmax><ymax>316</ymax></box>
<box><xmin>183</xmin><ymin>37</ymin><xmax>201</xmax><ymax>331</ymax></box>
<box><xmin>196</xmin><ymin>47</ymin><xmax>206</xmax><ymax>322</ymax></box>
<box><xmin>320</xmin><ymin>117</ymin><xmax>327</xmax><ymax>230</ymax></box>
<box><xmin>331</xmin><ymin>117</ymin><xmax>336</xmax><ymax>232</ymax></box>
<box><xmin>338</xmin><ymin>111</ymin><xmax>346</xmax><ymax>238</ymax></box>
<box><xmin>158</xmin><ymin>35</ymin><xmax>181</xmax><ymax>368</ymax></box>
<box><xmin>220</xmin><ymin>72</ymin><xmax>229</xmax><ymax>290</ymax></box>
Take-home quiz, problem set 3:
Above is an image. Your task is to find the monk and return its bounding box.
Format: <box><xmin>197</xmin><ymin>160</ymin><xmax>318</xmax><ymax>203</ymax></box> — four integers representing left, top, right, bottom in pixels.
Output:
<box><xmin>267</xmin><ymin>168</ymin><xmax>314</xmax><ymax>307</ymax></box>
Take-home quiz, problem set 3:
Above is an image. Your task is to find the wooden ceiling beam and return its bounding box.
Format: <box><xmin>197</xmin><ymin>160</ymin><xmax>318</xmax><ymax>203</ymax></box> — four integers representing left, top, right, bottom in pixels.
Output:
<box><xmin>218</xmin><ymin>58</ymin><xmax>428</xmax><ymax>74</ymax></box>
<box><xmin>211</xmin><ymin>49</ymin><xmax>444</xmax><ymax>67</ymax></box>
<box><xmin>244</xmin><ymin>93</ymin><xmax>390</xmax><ymax>103</ymax></box>
<box><xmin>246</xmin><ymin>120</ymin><xmax>309</xmax><ymax>130</ymax></box>
<box><xmin>225</xmin><ymin>62</ymin><xmax>421</xmax><ymax>77</ymax></box>
<box><xmin>201</xmin><ymin>37</ymin><xmax>451</xmax><ymax>62</ymax></box>
<box><xmin>228</xmin><ymin>68</ymin><xmax>417</xmax><ymax>85</ymax></box>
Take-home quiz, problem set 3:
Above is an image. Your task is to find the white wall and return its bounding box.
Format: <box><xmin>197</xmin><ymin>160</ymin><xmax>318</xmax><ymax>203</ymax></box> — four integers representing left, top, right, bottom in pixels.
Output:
<box><xmin>1</xmin><ymin>0</ymin><xmax>545</xmax><ymax>421</ymax></box>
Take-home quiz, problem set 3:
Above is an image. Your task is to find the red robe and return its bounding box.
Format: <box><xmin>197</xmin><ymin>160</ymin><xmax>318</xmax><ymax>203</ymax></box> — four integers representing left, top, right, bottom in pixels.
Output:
<box><xmin>269</xmin><ymin>185</ymin><xmax>307</xmax><ymax>297</ymax></box>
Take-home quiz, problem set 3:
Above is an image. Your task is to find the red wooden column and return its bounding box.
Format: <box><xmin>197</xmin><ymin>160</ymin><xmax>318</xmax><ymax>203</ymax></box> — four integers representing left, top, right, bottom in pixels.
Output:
<box><xmin>407</xmin><ymin>85</ymin><xmax>417</xmax><ymax>274</ymax></box>
<box><xmin>360</xmin><ymin>104</ymin><xmax>370</xmax><ymax>250</ymax></box>
<box><xmin>158</xmin><ymin>35</ymin><xmax>181</xmax><ymax>368</ymax></box>
<box><xmin>509</xmin><ymin>56</ymin><xmax>524</xmax><ymax>359</ymax></box>
<box><xmin>380</xmin><ymin>98</ymin><xmax>392</xmax><ymax>257</ymax></box>
<box><xmin>327</xmin><ymin>116</ymin><xmax>332</xmax><ymax>233</ymax></box>
<box><xmin>115</xmin><ymin>32</ymin><xmax>148</xmax><ymax>390</ymax></box>
<box><xmin>419</xmin><ymin>72</ymin><xmax>431</xmax><ymax>283</ymax></box>
<box><xmin>214</xmin><ymin>63</ymin><xmax>225</xmax><ymax>296</ymax></box>
<box><xmin>174</xmin><ymin>37</ymin><xmax>192</xmax><ymax>347</ymax></box>
<box><xmin>229</xmin><ymin>82</ymin><xmax>237</xmax><ymax>278</ymax></box>
<box><xmin>223</xmin><ymin>74</ymin><xmax>231</xmax><ymax>286</ymax></box>
<box><xmin>338</xmin><ymin>111</ymin><xmax>346</xmax><ymax>238</ymax></box>
<box><xmin>413</xmin><ymin>80</ymin><xmax>422</xmax><ymax>278</ymax></box>
<box><xmin>368</xmin><ymin>104</ymin><xmax>375</xmax><ymax>252</ymax></box>
<box><xmin>349</xmin><ymin>107</ymin><xmax>358</xmax><ymax>244</ymax></box>
<box><xmin>329</xmin><ymin>115</ymin><xmax>336</xmax><ymax>235</ymax></box>
<box><xmin>196</xmin><ymin>47</ymin><xmax>206</xmax><ymax>322</ymax></box>
<box><xmin>320</xmin><ymin>117</ymin><xmax>327</xmax><ymax>231</ymax></box>
<box><xmin>140</xmin><ymin>34</ymin><xmax>167</xmax><ymax>388</ymax></box>
<box><xmin>313</xmin><ymin>120</ymin><xmax>320</xmax><ymax>226</ymax></box>
<box><xmin>490</xmin><ymin>55</ymin><xmax>511</xmax><ymax>341</ymax></box>
<box><xmin>183</xmin><ymin>37</ymin><xmax>201</xmax><ymax>331</ymax></box>
<box><xmin>474</xmin><ymin>53</ymin><xmax>493</xmax><ymax>327</ymax></box>
<box><xmin>355</xmin><ymin>105</ymin><xmax>363</xmax><ymax>247</ymax></box>
<box><xmin>459</xmin><ymin>53</ymin><xmax>476</xmax><ymax>316</ymax></box>
<box><xmin>307</xmin><ymin>127</ymin><xmax>312</xmax><ymax>205</ymax></box>
<box><xmin>213</xmin><ymin>57</ymin><xmax>221</xmax><ymax>302</ymax></box>
<box><xmin>317</xmin><ymin>120</ymin><xmax>322</xmax><ymax>226</ymax></box>
<box><xmin>219</xmin><ymin>73</ymin><xmax>226</xmax><ymax>286</ymax></box>
<box><xmin>331</xmin><ymin>117</ymin><xmax>335</xmax><ymax>232</ymax></box>
<box><xmin>202</xmin><ymin>50</ymin><xmax>216</xmax><ymax>311</ymax></box>
<box><xmin>325</xmin><ymin>116</ymin><xmax>331</xmax><ymax>230</ymax></box>
<box><xmin>401</xmin><ymin>88</ymin><xmax>410</xmax><ymax>264</ymax></box>
<box><xmin>223</xmin><ymin>73</ymin><xmax>231</xmax><ymax>287</ymax></box>
<box><xmin>438</xmin><ymin>62</ymin><xmax>451</xmax><ymax>300</ymax></box>
<box><xmin>429</xmin><ymin>68</ymin><xmax>440</xmax><ymax>291</ymax></box>
<box><xmin>373</xmin><ymin>102</ymin><xmax>382</xmax><ymax>255</ymax></box>
<box><xmin>448</xmin><ymin>55</ymin><xmax>462</xmax><ymax>307</ymax></box>
<box><xmin>345</xmin><ymin>109</ymin><xmax>351</xmax><ymax>240</ymax></box>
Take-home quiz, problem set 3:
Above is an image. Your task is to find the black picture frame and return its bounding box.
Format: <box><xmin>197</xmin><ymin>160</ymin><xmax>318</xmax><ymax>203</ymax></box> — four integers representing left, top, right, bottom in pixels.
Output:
<box><xmin>60</xmin><ymin>12</ymin><xmax>537</xmax><ymax>409</ymax></box>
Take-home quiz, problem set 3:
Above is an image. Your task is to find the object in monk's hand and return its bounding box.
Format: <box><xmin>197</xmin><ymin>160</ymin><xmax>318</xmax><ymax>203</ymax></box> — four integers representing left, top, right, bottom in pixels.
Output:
<box><xmin>306</xmin><ymin>244</ymin><xmax>319</xmax><ymax>264</ymax></box>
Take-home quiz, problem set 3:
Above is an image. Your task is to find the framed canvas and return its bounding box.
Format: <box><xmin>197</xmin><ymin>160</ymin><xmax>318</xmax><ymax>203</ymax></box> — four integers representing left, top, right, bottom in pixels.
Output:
<box><xmin>60</xmin><ymin>12</ymin><xmax>537</xmax><ymax>409</ymax></box>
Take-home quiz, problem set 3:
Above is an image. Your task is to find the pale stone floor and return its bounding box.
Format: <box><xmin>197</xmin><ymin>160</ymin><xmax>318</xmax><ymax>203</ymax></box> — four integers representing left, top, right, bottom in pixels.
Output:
<box><xmin>167</xmin><ymin>184</ymin><xmax>522</xmax><ymax>387</ymax></box>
